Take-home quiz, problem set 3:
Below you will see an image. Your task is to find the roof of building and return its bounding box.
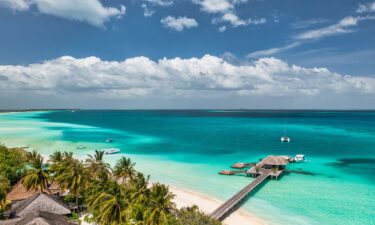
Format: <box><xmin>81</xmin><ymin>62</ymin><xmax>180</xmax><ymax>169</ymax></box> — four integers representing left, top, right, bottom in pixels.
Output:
<box><xmin>1</xmin><ymin>211</ymin><xmax>74</xmax><ymax>225</ymax></box>
<box><xmin>260</xmin><ymin>155</ymin><xmax>289</xmax><ymax>166</ymax></box>
<box><xmin>7</xmin><ymin>181</ymin><xmax>62</xmax><ymax>202</ymax></box>
<box><xmin>6</xmin><ymin>181</ymin><xmax>40</xmax><ymax>202</ymax></box>
<box><xmin>11</xmin><ymin>193</ymin><xmax>71</xmax><ymax>218</ymax></box>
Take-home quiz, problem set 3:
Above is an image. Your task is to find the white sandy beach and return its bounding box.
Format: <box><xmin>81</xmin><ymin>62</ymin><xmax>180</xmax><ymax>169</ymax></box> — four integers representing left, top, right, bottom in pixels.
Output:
<box><xmin>80</xmin><ymin>185</ymin><xmax>267</xmax><ymax>225</ymax></box>
<box><xmin>169</xmin><ymin>185</ymin><xmax>267</xmax><ymax>225</ymax></box>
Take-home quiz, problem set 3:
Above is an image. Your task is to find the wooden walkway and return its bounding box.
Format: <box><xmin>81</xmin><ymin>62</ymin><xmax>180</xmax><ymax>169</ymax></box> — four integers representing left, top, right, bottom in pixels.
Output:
<box><xmin>210</xmin><ymin>170</ymin><xmax>271</xmax><ymax>221</ymax></box>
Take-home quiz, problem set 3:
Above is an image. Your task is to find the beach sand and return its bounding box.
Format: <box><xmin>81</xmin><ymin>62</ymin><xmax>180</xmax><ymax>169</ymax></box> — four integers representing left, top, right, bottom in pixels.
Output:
<box><xmin>169</xmin><ymin>185</ymin><xmax>267</xmax><ymax>225</ymax></box>
<box><xmin>80</xmin><ymin>185</ymin><xmax>267</xmax><ymax>225</ymax></box>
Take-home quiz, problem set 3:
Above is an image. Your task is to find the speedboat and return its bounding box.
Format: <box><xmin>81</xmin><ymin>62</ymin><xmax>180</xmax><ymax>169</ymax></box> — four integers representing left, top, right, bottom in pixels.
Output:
<box><xmin>76</xmin><ymin>145</ymin><xmax>86</xmax><ymax>149</ymax></box>
<box><xmin>105</xmin><ymin>139</ymin><xmax>113</xmax><ymax>143</ymax></box>
<box><xmin>281</xmin><ymin>136</ymin><xmax>290</xmax><ymax>142</ymax></box>
<box><xmin>104</xmin><ymin>148</ymin><xmax>120</xmax><ymax>154</ymax></box>
<box><xmin>281</xmin><ymin>119</ymin><xmax>290</xmax><ymax>142</ymax></box>
<box><xmin>294</xmin><ymin>154</ymin><xmax>305</xmax><ymax>162</ymax></box>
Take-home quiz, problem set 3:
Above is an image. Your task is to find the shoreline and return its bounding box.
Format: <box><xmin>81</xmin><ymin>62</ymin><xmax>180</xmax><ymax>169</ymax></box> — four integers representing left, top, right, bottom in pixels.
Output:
<box><xmin>0</xmin><ymin>112</ymin><xmax>267</xmax><ymax>225</ymax></box>
<box><xmin>169</xmin><ymin>185</ymin><xmax>267</xmax><ymax>225</ymax></box>
<box><xmin>9</xmin><ymin>143</ymin><xmax>267</xmax><ymax>225</ymax></box>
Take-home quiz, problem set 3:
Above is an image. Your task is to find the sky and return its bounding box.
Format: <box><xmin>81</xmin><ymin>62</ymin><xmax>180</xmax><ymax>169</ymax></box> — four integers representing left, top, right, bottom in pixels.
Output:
<box><xmin>0</xmin><ymin>0</ymin><xmax>374</xmax><ymax>109</ymax></box>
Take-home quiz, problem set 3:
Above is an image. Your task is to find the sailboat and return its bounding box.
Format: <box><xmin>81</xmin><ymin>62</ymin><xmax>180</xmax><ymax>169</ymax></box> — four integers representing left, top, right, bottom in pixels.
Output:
<box><xmin>280</xmin><ymin>119</ymin><xmax>290</xmax><ymax>142</ymax></box>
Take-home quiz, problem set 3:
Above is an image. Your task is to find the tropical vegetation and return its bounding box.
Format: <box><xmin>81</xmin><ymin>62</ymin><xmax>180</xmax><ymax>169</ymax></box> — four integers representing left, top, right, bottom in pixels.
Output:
<box><xmin>0</xmin><ymin>145</ymin><xmax>221</xmax><ymax>224</ymax></box>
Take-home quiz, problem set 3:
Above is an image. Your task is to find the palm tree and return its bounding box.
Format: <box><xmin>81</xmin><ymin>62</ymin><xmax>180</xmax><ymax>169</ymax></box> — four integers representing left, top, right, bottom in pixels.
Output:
<box><xmin>126</xmin><ymin>173</ymin><xmax>151</xmax><ymax>225</ymax></box>
<box><xmin>113</xmin><ymin>157</ymin><xmax>136</xmax><ymax>183</ymax></box>
<box><xmin>146</xmin><ymin>183</ymin><xmax>176</xmax><ymax>225</ymax></box>
<box><xmin>22</xmin><ymin>153</ymin><xmax>50</xmax><ymax>193</ymax></box>
<box><xmin>85</xmin><ymin>150</ymin><xmax>111</xmax><ymax>180</ymax></box>
<box><xmin>49</xmin><ymin>151</ymin><xmax>63</xmax><ymax>164</ymax></box>
<box><xmin>0</xmin><ymin>198</ymin><xmax>11</xmax><ymax>219</ymax></box>
<box><xmin>86</xmin><ymin>179</ymin><xmax>130</xmax><ymax>225</ymax></box>
<box><xmin>130</xmin><ymin>172</ymin><xmax>150</xmax><ymax>204</ymax></box>
<box><xmin>26</xmin><ymin>150</ymin><xmax>42</xmax><ymax>164</ymax></box>
<box><xmin>0</xmin><ymin>175</ymin><xmax>10</xmax><ymax>200</ymax></box>
<box><xmin>48</xmin><ymin>151</ymin><xmax>63</xmax><ymax>176</ymax></box>
<box><xmin>55</xmin><ymin>158</ymin><xmax>88</xmax><ymax>217</ymax></box>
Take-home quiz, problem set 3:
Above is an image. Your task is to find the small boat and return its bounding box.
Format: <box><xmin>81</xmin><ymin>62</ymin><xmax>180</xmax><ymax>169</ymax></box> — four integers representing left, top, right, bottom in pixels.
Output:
<box><xmin>105</xmin><ymin>139</ymin><xmax>113</xmax><ymax>143</ymax></box>
<box><xmin>281</xmin><ymin>136</ymin><xmax>290</xmax><ymax>142</ymax></box>
<box><xmin>76</xmin><ymin>145</ymin><xmax>86</xmax><ymax>149</ymax></box>
<box><xmin>281</xmin><ymin>119</ymin><xmax>291</xmax><ymax>142</ymax></box>
<box><xmin>294</xmin><ymin>154</ymin><xmax>305</xmax><ymax>162</ymax></box>
<box><xmin>219</xmin><ymin>170</ymin><xmax>235</xmax><ymax>175</ymax></box>
<box><xmin>104</xmin><ymin>148</ymin><xmax>120</xmax><ymax>154</ymax></box>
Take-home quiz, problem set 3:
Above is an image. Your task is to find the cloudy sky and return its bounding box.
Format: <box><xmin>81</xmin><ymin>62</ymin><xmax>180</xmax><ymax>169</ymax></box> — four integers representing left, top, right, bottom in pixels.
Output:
<box><xmin>0</xmin><ymin>0</ymin><xmax>374</xmax><ymax>109</ymax></box>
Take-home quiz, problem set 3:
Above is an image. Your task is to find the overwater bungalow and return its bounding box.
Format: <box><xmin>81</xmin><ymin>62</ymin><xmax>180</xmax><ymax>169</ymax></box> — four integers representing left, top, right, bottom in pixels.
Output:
<box><xmin>246</xmin><ymin>155</ymin><xmax>289</xmax><ymax>179</ymax></box>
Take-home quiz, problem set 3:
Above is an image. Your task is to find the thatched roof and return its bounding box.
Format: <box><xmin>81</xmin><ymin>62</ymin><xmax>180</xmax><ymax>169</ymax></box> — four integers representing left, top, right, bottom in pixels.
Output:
<box><xmin>1</xmin><ymin>211</ymin><xmax>73</xmax><ymax>225</ymax></box>
<box><xmin>11</xmin><ymin>193</ymin><xmax>71</xmax><ymax>218</ymax></box>
<box><xmin>7</xmin><ymin>181</ymin><xmax>62</xmax><ymax>202</ymax></box>
<box><xmin>6</xmin><ymin>181</ymin><xmax>40</xmax><ymax>202</ymax></box>
<box><xmin>260</xmin><ymin>156</ymin><xmax>289</xmax><ymax>166</ymax></box>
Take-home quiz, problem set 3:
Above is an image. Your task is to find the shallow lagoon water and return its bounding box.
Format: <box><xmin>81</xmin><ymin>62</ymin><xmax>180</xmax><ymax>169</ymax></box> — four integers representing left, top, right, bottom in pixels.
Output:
<box><xmin>0</xmin><ymin>110</ymin><xmax>374</xmax><ymax>225</ymax></box>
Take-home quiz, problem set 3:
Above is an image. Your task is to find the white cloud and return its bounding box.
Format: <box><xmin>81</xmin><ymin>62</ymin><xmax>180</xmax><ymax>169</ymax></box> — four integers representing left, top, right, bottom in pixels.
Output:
<box><xmin>192</xmin><ymin>0</ymin><xmax>234</xmax><ymax>13</ymax></box>
<box><xmin>144</xmin><ymin>0</ymin><xmax>174</xmax><ymax>6</ymax></box>
<box><xmin>219</xmin><ymin>26</ymin><xmax>226</xmax><ymax>32</ymax></box>
<box><xmin>0</xmin><ymin>0</ymin><xmax>31</xmax><ymax>11</ymax></box>
<box><xmin>220</xmin><ymin>12</ymin><xmax>266</xmax><ymax>27</ymax></box>
<box><xmin>0</xmin><ymin>0</ymin><xmax>125</xmax><ymax>27</ymax></box>
<box><xmin>141</xmin><ymin>3</ymin><xmax>155</xmax><ymax>17</ymax></box>
<box><xmin>0</xmin><ymin>55</ymin><xmax>374</xmax><ymax>102</ymax></box>
<box><xmin>192</xmin><ymin>0</ymin><xmax>264</xmax><ymax>27</ymax></box>
<box><xmin>161</xmin><ymin>16</ymin><xmax>198</xmax><ymax>31</ymax></box>
<box><xmin>356</xmin><ymin>1</ymin><xmax>375</xmax><ymax>13</ymax></box>
<box><xmin>295</xmin><ymin>16</ymin><xmax>375</xmax><ymax>40</ymax></box>
<box><xmin>291</xmin><ymin>18</ymin><xmax>329</xmax><ymax>29</ymax></box>
<box><xmin>247</xmin><ymin>42</ymin><xmax>301</xmax><ymax>58</ymax></box>
<box><xmin>140</xmin><ymin>0</ymin><xmax>174</xmax><ymax>17</ymax></box>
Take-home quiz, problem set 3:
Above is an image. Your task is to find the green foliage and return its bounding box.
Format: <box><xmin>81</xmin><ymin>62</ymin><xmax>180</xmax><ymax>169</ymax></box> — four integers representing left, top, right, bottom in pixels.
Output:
<box><xmin>83</xmin><ymin>215</ymin><xmax>95</xmax><ymax>223</ymax></box>
<box><xmin>146</xmin><ymin>183</ymin><xmax>176</xmax><ymax>225</ymax></box>
<box><xmin>0</xmin><ymin>175</ymin><xmax>10</xmax><ymax>200</ymax></box>
<box><xmin>1</xmin><ymin>146</ymin><xmax>222</xmax><ymax>225</ymax></box>
<box><xmin>0</xmin><ymin>199</ymin><xmax>11</xmax><ymax>219</ymax></box>
<box><xmin>0</xmin><ymin>145</ymin><xmax>27</xmax><ymax>184</ymax></box>
<box><xmin>85</xmin><ymin>150</ymin><xmax>111</xmax><ymax>180</ymax></box>
<box><xmin>21</xmin><ymin>151</ymin><xmax>50</xmax><ymax>192</ymax></box>
<box><xmin>171</xmin><ymin>205</ymin><xmax>222</xmax><ymax>225</ymax></box>
<box><xmin>63</xmin><ymin>194</ymin><xmax>84</xmax><ymax>205</ymax></box>
<box><xmin>68</xmin><ymin>212</ymin><xmax>79</xmax><ymax>220</ymax></box>
<box><xmin>113</xmin><ymin>156</ymin><xmax>137</xmax><ymax>184</ymax></box>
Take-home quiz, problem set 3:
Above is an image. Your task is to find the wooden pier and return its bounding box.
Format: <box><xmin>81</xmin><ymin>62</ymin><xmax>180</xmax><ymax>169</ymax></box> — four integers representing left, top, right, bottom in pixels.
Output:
<box><xmin>213</xmin><ymin>155</ymin><xmax>294</xmax><ymax>221</ymax></box>
<box><xmin>211</xmin><ymin>170</ymin><xmax>271</xmax><ymax>220</ymax></box>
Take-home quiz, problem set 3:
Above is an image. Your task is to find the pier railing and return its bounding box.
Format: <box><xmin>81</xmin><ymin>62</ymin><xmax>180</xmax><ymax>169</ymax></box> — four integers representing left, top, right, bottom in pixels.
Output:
<box><xmin>210</xmin><ymin>170</ymin><xmax>271</xmax><ymax>220</ymax></box>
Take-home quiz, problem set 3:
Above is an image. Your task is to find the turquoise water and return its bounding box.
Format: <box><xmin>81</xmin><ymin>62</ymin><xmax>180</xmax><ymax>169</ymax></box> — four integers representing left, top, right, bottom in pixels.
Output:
<box><xmin>0</xmin><ymin>110</ymin><xmax>374</xmax><ymax>225</ymax></box>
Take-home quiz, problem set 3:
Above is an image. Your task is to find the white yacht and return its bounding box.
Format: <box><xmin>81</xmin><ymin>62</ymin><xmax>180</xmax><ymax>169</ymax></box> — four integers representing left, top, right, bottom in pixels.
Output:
<box><xmin>104</xmin><ymin>148</ymin><xmax>120</xmax><ymax>154</ymax></box>
<box><xmin>294</xmin><ymin>154</ymin><xmax>305</xmax><ymax>162</ymax></box>
<box><xmin>105</xmin><ymin>139</ymin><xmax>113</xmax><ymax>143</ymax></box>
<box><xmin>281</xmin><ymin>119</ymin><xmax>290</xmax><ymax>142</ymax></box>
<box><xmin>76</xmin><ymin>145</ymin><xmax>86</xmax><ymax>149</ymax></box>
<box><xmin>281</xmin><ymin>136</ymin><xmax>290</xmax><ymax>142</ymax></box>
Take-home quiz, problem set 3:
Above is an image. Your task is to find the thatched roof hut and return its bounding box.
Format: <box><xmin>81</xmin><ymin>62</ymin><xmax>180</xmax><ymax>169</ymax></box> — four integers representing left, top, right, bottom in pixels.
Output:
<box><xmin>6</xmin><ymin>181</ymin><xmax>40</xmax><ymax>202</ymax></box>
<box><xmin>1</xmin><ymin>211</ymin><xmax>74</xmax><ymax>225</ymax></box>
<box><xmin>7</xmin><ymin>181</ymin><xmax>62</xmax><ymax>202</ymax></box>
<box><xmin>10</xmin><ymin>193</ymin><xmax>71</xmax><ymax>218</ymax></box>
<box><xmin>260</xmin><ymin>155</ymin><xmax>289</xmax><ymax>166</ymax></box>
